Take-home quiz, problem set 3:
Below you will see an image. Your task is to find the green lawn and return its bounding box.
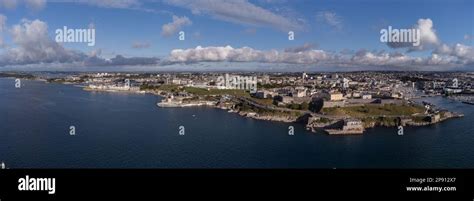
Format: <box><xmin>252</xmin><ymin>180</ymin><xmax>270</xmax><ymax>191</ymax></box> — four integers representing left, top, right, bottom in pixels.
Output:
<box><xmin>183</xmin><ymin>87</ymin><xmax>250</xmax><ymax>97</ymax></box>
<box><xmin>250</xmin><ymin>97</ymin><xmax>274</xmax><ymax>106</ymax></box>
<box><xmin>140</xmin><ymin>84</ymin><xmax>180</xmax><ymax>91</ymax></box>
<box><xmin>141</xmin><ymin>84</ymin><xmax>250</xmax><ymax>97</ymax></box>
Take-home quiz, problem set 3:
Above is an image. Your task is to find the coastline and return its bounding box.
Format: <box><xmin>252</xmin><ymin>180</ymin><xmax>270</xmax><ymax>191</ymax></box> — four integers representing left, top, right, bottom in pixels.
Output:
<box><xmin>3</xmin><ymin>77</ymin><xmax>474</xmax><ymax>168</ymax></box>
<box><xmin>1</xmin><ymin>75</ymin><xmax>466</xmax><ymax>135</ymax></box>
<box><xmin>154</xmin><ymin>94</ymin><xmax>464</xmax><ymax>134</ymax></box>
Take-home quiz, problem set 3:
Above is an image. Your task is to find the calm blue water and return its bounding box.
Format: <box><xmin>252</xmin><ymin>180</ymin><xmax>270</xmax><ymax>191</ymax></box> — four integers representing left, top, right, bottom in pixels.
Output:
<box><xmin>1</xmin><ymin>78</ymin><xmax>473</xmax><ymax>168</ymax></box>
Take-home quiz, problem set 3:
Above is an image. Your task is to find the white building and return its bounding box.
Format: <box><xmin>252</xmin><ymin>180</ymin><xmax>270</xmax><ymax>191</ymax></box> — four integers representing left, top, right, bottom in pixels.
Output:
<box><xmin>362</xmin><ymin>94</ymin><xmax>372</xmax><ymax>99</ymax></box>
<box><xmin>327</xmin><ymin>92</ymin><xmax>344</xmax><ymax>101</ymax></box>
<box><xmin>302</xmin><ymin>72</ymin><xmax>308</xmax><ymax>80</ymax></box>
<box><xmin>255</xmin><ymin>90</ymin><xmax>276</xmax><ymax>99</ymax></box>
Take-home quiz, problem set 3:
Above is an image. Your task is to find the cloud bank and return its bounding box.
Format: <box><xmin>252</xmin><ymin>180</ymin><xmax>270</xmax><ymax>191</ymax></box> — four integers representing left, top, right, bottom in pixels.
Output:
<box><xmin>0</xmin><ymin>16</ymin><xmax>470</xmax><ymax>70</ymax></box>
<box><xmin>168</xmin><ymin>45</ymin><xmax>331</xmax><ymax>64</ymax></box>
<box><xmin>0</xmin><ymin>18</ymin><xmax>160</xmax><ymax>67</ymax></box>
<box><xmin>166</xmin><ymin>45</ymin><xmax>472</xmax><ymax>68</ymax></box>
<box><xmin>0</xmin><ymin>14</ymin><xmax>6</xmax><ymax>46</ymax></box>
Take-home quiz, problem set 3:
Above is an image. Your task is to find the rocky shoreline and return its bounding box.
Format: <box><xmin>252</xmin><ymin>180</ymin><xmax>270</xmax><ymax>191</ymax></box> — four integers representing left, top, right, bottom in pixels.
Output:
<box><xmin>235</xmin><ymin>111</ymin><xmax>298</xmax><ymax>123</ymax></box>
<box><xmin>128</xmin><ymin>89</ymin><xmax>465</xmax><ymax>135</ymax></box>
<box><xmin>156</xmin><ymin>97</ymin><xmax>299</xmax><ymax>123</ymax></box>
<box><xmin>157</xmin><ymin>99</ymin><xmax>464</xmax><ymax>135</ymax></box>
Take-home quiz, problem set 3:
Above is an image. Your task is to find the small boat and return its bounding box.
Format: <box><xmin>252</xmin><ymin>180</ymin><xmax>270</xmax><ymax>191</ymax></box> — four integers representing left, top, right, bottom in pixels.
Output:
<box><xmin>1</xmin><ymin>161</ymin><xmax>5</xmax><ymax>169</ymax></box>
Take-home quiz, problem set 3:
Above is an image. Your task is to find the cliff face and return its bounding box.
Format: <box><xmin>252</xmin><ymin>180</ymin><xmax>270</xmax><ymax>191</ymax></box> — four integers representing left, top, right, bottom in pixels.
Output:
<box><xmin>238</xmin><ymin>111</ymin><xmax>297</xmax><ymax>123</ymax></box>
<box><xmin>306</xmin><ymin>119</ymin><xmax>337</xmax><ymax>130</ymax></box>
<box><xmin>303</xmin><ymin>111</ymin><xmax>465</xmax><ymax>134</ymax></box>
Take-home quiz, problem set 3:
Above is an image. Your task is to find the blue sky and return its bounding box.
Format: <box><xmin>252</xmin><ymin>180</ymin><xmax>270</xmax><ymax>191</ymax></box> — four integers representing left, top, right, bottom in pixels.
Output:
<box><xmin>0</xmin><ymin>0</ymin><xmax>472</xmax><ymax>71</ymax></box>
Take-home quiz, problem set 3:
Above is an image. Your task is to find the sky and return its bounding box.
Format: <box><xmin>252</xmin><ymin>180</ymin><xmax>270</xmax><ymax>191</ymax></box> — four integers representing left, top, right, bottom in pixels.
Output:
<box><xmin>0</xmin><ymin>0</ymin><xmax>472</xmax><ymax>71</ymax></box>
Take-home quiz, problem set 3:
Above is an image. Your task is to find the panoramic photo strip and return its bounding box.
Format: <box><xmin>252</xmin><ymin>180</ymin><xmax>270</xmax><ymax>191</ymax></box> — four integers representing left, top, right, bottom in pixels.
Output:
<box><xmin>0</xmin><ymin>0</ymin><xmax>473</xmax><ymax>200</ymax></box>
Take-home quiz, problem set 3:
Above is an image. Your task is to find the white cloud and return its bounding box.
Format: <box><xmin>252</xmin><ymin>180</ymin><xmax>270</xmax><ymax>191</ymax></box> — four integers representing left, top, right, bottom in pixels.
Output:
<box><xmin>434</xmin><ymin>43</ymin><xmax>451</xmax><ymax>55</ymax></box>
<box><xmin>0</xmin><ymin>18</ymin><xmax>160</xmax><ymax>67</ymax></box>
<box><xmin>0</xmin><ymin>0</ymin><xmax>45</xmax><ymax>11</ymax></box>
<box><xmin>161</xmin><ymin>15</ymin><xmax>192</xmax><ymax>37</ymax></box>
<box><xmin>284</xmin><ymin>43</ymin><xmax>315</xmax><ymax>53</ymax></box>
<box><xmin>425</xmin><ymin>53</ymin><xmax>455</xmax><ymax>66</ymax></box>
<box><xmin>131</xmin><ymin>41</ymin><xmax>151</xmax><ymax>49</ymax></box>
<box><xmin>349</xmin><ymin>50</ymin><xmax>420</xmax><ymax>66</ymax></box>
<box><xmin>88</xmin><ymin>48</ymin><xmax>102</xmax><ymax>57</ymax></box>
<box><xmin>73</xmin><ymin>0</ymin><xmax>141</xmax><ymax>9</ymax></box>
<box><xmin>434</xmin><ymin>43</ymin><xmax>474</xmax><ymax>64</ymax></box>
<box><xmin>69</xmin><ymin>0</ymin><xmax>171</xmax><ymax>15</ymax></box>
<box><xmin>84</xmin><ymin>54</ymin><xmax>160</xmax><ymax>66</ymax></box>
<box><xmin>392</xmin><ymin>19</ymin><xmax>474</xmax><ymax>65</ymax></box>
<box><xmin>411</xmin><ymin>18</ymin><xmax>439</xmax><ymax>51</ymax></box>
<box><xmin>452</xmin><ymin>43</ymin><xmax>474</xmax><ymax>60</ymax></box>
<box><xmin>165</xmin><ymin>45</ymin><xmax>473</xmax><ymax>68</ymax></box>
<box><xmin>258</xmin><ymin>0</ymin><xmax>287</xmax><ymax>4</ymax></box>
<box><xmin>451</xmin><ymin>43</ymin><xmax>474</xmax><ymax>64</ymax></box>
<box><xmin>2</xmin><ymin>19</ymin><xmax>85</xmax><ymax>65</ymax></box>
<box><xmin>316</xmin><ymin>11</ymin><xmax>342</xmax><ymax>30</ymax></box>
<box><xmin>0</xmin><ymin>14</ymin><xmax>6</xmax><ymax>32</ymax></box>
<box><xmin>0</xmin><ymin>14</ymin><xmax>6</xmax><ymax>47</ymax></box>
<box><xmin>168</xmin><ymin>45</ymin><xmax>331</xmax><ymax>64</ymax></box>
<box><xmin>164</xmin><ymin>0</ymin><xmax>303</xmax><ymax>31</ymax></box>
<box><xmin>0</xmin><ymin>0</ymin><xmax>18</xmax><ymax>10</ymax></box>
<box><xmin>387</xmin><ymin>18</ymin><xmax>440</xmax><ymax>51</ymax></box>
